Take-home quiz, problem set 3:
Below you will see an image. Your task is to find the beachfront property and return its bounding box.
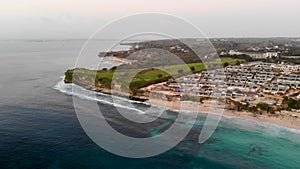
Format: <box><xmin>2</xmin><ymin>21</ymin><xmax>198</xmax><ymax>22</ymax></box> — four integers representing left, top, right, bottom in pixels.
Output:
<box><xmin>153</xmin><ymin>62</ymin><xmax>300</xmax><ymax>107</ymax></box>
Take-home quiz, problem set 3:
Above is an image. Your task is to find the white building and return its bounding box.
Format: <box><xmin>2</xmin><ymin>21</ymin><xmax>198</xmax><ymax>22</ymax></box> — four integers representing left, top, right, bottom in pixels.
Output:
<box><xmin>228</xmin><ymin>50</ymin><xmax>280</xmax><ymax>59</ymax></box>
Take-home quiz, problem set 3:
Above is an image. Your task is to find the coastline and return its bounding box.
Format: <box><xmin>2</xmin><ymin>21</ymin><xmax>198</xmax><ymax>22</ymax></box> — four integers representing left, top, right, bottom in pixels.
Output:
<box><xmin>63</xmin><ymin>52</ymin><xmax>300</xmax><ymax>133</ymax></box>
<box><xmin>57</xmin><ymin>79</ymin><xmax>300</xmax><ymax>132</ymax></box>
<box><xmin>146</xmin><ymin>99</ymin><xmax>300</xmax><ymax>131</ymax></box>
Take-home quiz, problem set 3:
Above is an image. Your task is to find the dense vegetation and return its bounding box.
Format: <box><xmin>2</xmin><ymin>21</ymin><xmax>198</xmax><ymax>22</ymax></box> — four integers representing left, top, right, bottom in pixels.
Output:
<box><xmin>230</xmin><ymin>97</ymin><xmax>300</xmax><ymax>116</ymax></box>
<box><xmin>281</xmin><ymin>97</ymin><xmax>300</xmax><ymax>110</ymax></box>
<box><xmin>230</xmin><ymin>100</ymin><xmax>275</xmax><ymax>114</ymax></box>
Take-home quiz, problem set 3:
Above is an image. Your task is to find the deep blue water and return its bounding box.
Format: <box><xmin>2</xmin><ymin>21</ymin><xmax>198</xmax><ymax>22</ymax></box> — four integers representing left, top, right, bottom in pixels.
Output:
<box><xmin>0</xmin><ymin>40</ymin><xmax>300</xmax><ymax>169</ymax></box>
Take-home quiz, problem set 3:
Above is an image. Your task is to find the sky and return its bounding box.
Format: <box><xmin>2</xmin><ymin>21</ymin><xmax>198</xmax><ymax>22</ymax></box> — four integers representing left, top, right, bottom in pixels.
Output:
<box><xmin>1</xmin><ymin>0</ymin><xmax>300</xmax><ymax>39</ymax></box>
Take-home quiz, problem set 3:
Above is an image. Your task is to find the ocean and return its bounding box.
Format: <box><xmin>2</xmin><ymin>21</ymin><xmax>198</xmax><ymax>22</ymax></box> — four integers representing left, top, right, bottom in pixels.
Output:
<box><xmin>0</xmin><ymin>40</ymin><xmax>300</xmax><ymax>169</ymax></box>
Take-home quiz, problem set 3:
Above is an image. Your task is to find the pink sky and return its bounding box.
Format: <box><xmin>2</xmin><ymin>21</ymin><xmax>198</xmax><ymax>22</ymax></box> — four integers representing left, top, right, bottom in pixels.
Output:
<box><xmin>2</xmin><ymin>0</ymin><xmax>299</xmax><ymax>17</ymax></box>
<box><xmin>1</xmin><ymin>0</ymin><xmax>300</xmax><ymax>39</ymax></box>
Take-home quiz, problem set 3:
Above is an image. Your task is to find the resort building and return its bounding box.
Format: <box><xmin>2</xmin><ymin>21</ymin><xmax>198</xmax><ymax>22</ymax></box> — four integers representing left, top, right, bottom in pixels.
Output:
<box><xmin>228</xmin><ymin>50</ymin><xmax>280</xmax><ymax>59</ymax></box>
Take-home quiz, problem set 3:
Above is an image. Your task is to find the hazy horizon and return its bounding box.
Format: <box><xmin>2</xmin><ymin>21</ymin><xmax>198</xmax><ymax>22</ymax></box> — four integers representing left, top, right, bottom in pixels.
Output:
<box><xmin>2</xmin><ymin>36</ymin><xmax>300</xmax><ymax>41</ymax></box>
<box><xmin>1</xmin><ymin>0</ymin><xmax>300</xmax><ymax>39</ymax></box>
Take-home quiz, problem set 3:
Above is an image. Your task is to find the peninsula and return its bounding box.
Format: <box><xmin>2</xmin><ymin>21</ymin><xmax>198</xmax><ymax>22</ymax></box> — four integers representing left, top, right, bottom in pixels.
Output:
<box><xmin>64</xmin><ymin>38</ymin><xmax>300</xmax><ymax>130</ymax></box>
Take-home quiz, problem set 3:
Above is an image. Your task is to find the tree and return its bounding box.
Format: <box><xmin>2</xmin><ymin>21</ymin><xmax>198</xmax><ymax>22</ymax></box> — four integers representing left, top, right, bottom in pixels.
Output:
<box><xmin>190</xmin><ymin>66</ymin><xmax>195</xmax><ymax>71</ymax></box>
<box><xmin>223</xmin><ymin>62</ymin><xmax>229</xmax><ymax>68</ymax></box>
<box><xmin>282</xmin><ymin>97</ymin><xmax>300</xmax><ymax>110</ymax></box>
<box><xmin>236</xmin><ymin>60</ymin><xmax>241</xmax><ymax>65</ymax></box>
<box><xmin>257</xmin><ymin>102</ymin><xmax>272</xmax><ymax>113</ymax></box>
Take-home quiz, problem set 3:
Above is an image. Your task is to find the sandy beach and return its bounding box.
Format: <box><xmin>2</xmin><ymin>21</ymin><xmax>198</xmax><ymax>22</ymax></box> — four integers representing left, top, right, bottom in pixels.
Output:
<box><xmin>146</xmin><ymin>99</ymin><xmax>300</xmax><ymax>131</ymax></box>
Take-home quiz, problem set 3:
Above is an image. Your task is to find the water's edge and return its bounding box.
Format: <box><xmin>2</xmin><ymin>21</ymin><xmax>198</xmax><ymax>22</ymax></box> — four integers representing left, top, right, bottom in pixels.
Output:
<box><xmin>54</xmin><ymin>79</ymin><xmax>300</xmax><ymax>140</ymax></box>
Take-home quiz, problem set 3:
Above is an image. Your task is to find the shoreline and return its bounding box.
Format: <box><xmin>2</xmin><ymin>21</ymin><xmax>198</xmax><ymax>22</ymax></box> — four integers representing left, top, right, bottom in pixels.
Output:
<box><xmin>146</xmin><ymin>99</ymin><xmax>300</xmax><ymax>131</ymax></box>
<box><xmin>59</xmin><ymin>79</ymin><xmax>300</xmax><ymax>132</ymax></box>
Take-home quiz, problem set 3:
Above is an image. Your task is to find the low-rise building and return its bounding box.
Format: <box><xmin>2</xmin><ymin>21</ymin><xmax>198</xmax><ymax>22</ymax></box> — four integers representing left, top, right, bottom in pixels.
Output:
<box><xmin>228</xmin><ymin>50</ymin><xmax>280</xmax><ymax>59</ymax></box>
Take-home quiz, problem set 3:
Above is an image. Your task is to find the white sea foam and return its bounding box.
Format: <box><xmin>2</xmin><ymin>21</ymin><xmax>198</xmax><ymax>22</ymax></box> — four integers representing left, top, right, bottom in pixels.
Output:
<box><xmin>54</xmin><ymin>79</ymin><xmax>300</xmax><ymax>138</ymax></box>
<box><xmin>54</xmin><ymin>79</ymin><xmax>148</xmax><ymax>114</ymax></box>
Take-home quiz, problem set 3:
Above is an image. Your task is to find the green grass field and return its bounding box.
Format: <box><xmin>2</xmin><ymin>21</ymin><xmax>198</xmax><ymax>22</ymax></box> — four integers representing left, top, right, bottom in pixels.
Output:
<box><xmin>65</xmin><ymin>57</ymin><xmax>244</xmax><ymax>94</ymax></box>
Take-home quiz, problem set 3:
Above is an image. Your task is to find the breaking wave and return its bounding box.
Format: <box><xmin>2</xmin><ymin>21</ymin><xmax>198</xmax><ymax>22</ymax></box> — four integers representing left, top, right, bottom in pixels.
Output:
<box><xmin>54</xmin><ymin>78</ymin><xmax>300</xmax><ymax>140</ymax></box>
<box><xmin>54</xmin><ymin>79</ymin><xmax>151</xmax><ymax>115</ymax></box>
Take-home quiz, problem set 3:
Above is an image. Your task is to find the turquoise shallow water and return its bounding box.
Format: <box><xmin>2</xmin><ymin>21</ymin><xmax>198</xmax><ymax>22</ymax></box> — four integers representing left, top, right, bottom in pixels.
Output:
<box><xmin>3</xmin><ymin>103</ymin><xmax>299</xmax><ymax>169</ymax></box>
<box><xmin>146</xmin><ymin>112</ymin><xmax>300</xmax><ymax>169</ymax></box>
<box><xmin>196</xmin><ymin>123</ymin><xmax>300</xmax><ymax>168</ymax></box>
<box><xmin>0</xmin><ymin>40</ymin><xmax>299</xmax><ymax>168</ymax></box>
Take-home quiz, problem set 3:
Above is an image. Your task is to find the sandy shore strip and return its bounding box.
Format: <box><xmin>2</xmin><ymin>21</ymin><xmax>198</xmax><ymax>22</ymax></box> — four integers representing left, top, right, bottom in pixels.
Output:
<box><xmin>146</xmin><ymin>99</ymin><xmax>300</xmax><ymax>131</ymax></box>
<box><xmin>58</xmin><ymin>79</ymin><xmax>300</xmax><ymax>132</ymax></box>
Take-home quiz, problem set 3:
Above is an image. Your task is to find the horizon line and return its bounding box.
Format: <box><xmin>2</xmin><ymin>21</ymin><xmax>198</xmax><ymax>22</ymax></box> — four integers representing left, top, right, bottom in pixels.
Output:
<box><xmin>1</xmin><ymin>36</ymin><xmax>300</xmax><ymax>41</ymax></box>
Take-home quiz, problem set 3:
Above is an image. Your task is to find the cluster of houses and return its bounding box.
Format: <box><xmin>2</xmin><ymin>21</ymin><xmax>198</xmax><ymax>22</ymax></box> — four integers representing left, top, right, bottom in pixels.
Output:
<box><xmin>169</xmin><ymin>45</ymin><xmax>190</xmax><ymax>53</ymax></box>
<box><xmin>271</xmin><ymin>64</ymin><xmax>300</xmax><ymax>72</ymax></box>
<box><xmin>221</xmin><ymin>44</ymin><xmax>292</xmax><ymax>59</ymax></box>
<box><xmin>228</xmin><ymin>50</ymin><xmax>280</xmax><ymax>59</ymax></box>
<box><xmin>156</xmin><ymin>62</ymin><xmax>300</xmax><ymax>105</ymax></box>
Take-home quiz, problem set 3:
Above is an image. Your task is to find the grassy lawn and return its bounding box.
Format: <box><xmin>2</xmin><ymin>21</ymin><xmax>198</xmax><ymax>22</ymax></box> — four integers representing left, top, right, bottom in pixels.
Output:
<box><xmin>220</xmin><ymin>57</ymin><xmax>244</xmax><ymax>65</ymax></box>
<box><xmin>65</xmin><ymin>57</ymin><xmax>244</xmax><ymax>94</ymax></box>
